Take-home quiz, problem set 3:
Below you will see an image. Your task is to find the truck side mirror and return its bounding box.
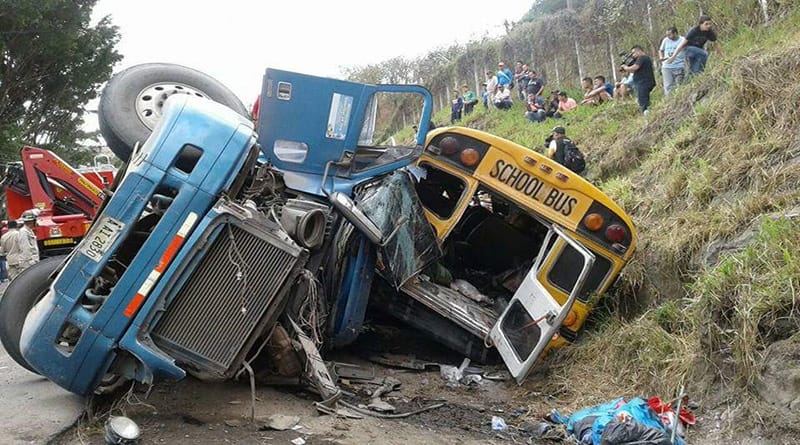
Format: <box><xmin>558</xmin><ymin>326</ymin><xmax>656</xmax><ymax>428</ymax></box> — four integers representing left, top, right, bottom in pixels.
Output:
<box><xmin>329</xmin><ymin>192</ymin><xmax>384</xmax><ymax>245</ymax></box>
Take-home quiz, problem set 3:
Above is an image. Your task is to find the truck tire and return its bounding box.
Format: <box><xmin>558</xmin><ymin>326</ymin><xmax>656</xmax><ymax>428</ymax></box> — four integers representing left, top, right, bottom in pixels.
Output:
<box><xmin>0</xmin><ymin>256</ymin><xmax>66</xmax><ymax>374</ymax></box>
<box><xmin>99</xmin><ymin>63</ymin><xmax>249</xmax><ymax>162</ymax></box>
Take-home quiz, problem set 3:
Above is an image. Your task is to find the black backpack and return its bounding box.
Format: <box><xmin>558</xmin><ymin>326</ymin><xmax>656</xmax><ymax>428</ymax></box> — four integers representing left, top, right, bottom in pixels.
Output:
<box><xmin>562</xmin><ymin>139</ymin><xmax>586</xmax><ymax>174</ymax></box>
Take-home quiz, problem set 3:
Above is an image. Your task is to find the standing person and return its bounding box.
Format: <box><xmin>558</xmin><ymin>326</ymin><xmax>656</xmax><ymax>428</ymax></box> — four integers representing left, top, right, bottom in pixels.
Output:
<box><xmin>621</xmin><ymin>45</ymin><xmax>656</xmax><ymax>114</ymax></box>
<box><xmin>450</xmin><ymin>90</ymin><xmax>464</xmax><ymax>124</ymax></box>
<box><xmin>0</xmin><ymin>220</ymin><xmax>25</xmax><ymax>280</ymax></box>
<box><xmin>668</xmin><ymin>15</ymin><xmax>718</xmax><ymax>75</ymax></box>
<box><xmin>18</xmin><ymin>211</ymin><xmax>40</xmax><ymax>271</ymax></box>
<box><xmin>515</xmin><ymin>62</ymin><xmax>530</xmax><ymax>101</ymax></box>
<box><xmin>461</xmin><ymin>84</ymin><xmax>478</xmax><ymax>116</ymax></box>
<box><xmin>483</xmin><ymin>71</ymin><xmax>498</xmax><ymax>109</ymax></box>
<box><xmin>0</xmin><ymin>220</ymin><xmax>20</xmax><ymax>281</ymax></box>
<box><xmin>659</xmin><ymin>26</ymin><xmax>686</xmax><ymax>95</ymax></box>
<box><xmin>497</xmin><ymin>62</ymin><xmax>513</xmax><ymax>89</ymax></box>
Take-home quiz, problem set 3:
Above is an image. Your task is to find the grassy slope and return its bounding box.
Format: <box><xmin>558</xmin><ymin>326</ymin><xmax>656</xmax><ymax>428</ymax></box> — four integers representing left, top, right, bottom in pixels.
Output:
<box><xmin>430</xmin><ymin>10</ymin><xmax>800</xmax><ymax>439</ymax></box>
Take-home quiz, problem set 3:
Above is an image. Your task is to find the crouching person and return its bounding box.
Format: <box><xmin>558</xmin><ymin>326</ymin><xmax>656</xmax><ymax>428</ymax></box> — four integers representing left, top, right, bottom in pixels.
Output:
<box><xmin>544</xmin><ymin>126</ymin><xmax>585</xmax><ymax>174</ymax></box>
<box><xmin>525</xmin><ymin>93</ymin><xmax>546</xmax><ymax>122</ymax></box>
<box><xmin>493</xmin><ymin>85</ymin><xmax>513</xmax><ymax>110</ymax></box>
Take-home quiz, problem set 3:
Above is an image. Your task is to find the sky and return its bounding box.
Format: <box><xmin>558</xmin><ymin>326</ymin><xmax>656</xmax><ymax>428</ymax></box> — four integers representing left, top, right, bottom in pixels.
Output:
<box><xmin>90</xmin><ymin>0</ymin><xmax>534</xmax><ymax>108</ymax></box>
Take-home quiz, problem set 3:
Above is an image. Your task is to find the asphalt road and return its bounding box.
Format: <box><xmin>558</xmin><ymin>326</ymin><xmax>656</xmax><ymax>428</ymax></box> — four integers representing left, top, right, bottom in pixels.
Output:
<box><xmin>0</xmin><ymin>281</ymin><xmax>85</xmax><ymax>444</ymax></box>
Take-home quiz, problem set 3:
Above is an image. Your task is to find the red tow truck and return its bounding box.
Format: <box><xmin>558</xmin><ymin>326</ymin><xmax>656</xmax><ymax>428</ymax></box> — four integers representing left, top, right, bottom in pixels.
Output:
<box><xmin>1</xmin><ymin>146</ymin><xmax>116</xmax><ymax>257</ymax></box>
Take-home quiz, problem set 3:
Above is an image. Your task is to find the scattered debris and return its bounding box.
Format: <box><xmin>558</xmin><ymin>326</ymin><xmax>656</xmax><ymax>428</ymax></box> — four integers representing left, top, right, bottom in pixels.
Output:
<box><xmin>519</xmin><ymin>420</ymin><xmax>553</xmax><ymax>439</ymax></box>
<box><xmin>550</xmin><ymin>397</ymin><xmax>695</xmax><ymax>445</ymax></box>
<box><xmin>440</xmin><ymin>365</ymin><xmax>463</xmax><ymax>386</ymax></box>
<box><xmin>330</xmin><ymin>362</ymin><xmax>375</xmax><ymax>381</ymax></box>
<box><xmin>104</xmin><ymin>416</ymin><xmax>141</xmax><ymax>445</ymax></box>
<box><xmin>313</xmin><ymin>402</ymin><xmax>364</xmax><ymax>419</ymax></box>
<box><xmin>368</xmin><ymin>353</ymin><xmax>440</xmax><ymax>371</ymax></box>
<box><xmin>370</xmin><ymin>376</ymin><xmax>401</xmax><ymax>399</ymax></box>
<box><xmin>491</xmin><ymin>415</ymin><xmax>507</xmax><ymax>432</ymax></box>
<box><xmin>291</xmin><ymin>437</ymin><xmax>306</xmax><ymax>445</ymax></box>
<box><xmin>339</xmin><ymin>400</ymin><xmax>446</xmax><ymax>419</ymax></box>
<box><xmin>224</xmin><ymin>419</ymin><xmax>244</xmax><ymax>428</ymax></box>
<box><xmin>440</xmin><ymin>358</ymin><xmax>483</xmax><ymax>387</ymax></box>
<box><xmin>368</xmin><ymin>399</ymin><xmax>396</xmax><ymax>413</ymax></box>
<box><xmin>449</xmin><ymin>279</ymin><xmax>492</xmax><ymax>304</ymax></box>
<box><xmin>482</xmin><ymin>370</ymin><xmax>512</xmax><ymax>381</ymax></box>
<box><xmin>260</xmin><ymin>414</ymin><xmax>300</xmax><ymax>431</ymax></box>
<box><xmin>288</xmin><ymin>317</ymin><xmax>341</xmax><ymax>406</ymax></box>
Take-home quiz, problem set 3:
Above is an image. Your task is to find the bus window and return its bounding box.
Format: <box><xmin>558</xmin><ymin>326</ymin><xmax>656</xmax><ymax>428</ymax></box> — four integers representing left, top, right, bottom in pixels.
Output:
<box><xmin>416</xmin><ymin>164</ymin><xmax>467</xmax><ymax>219</ymax></box>
<box><xmin>548</xmin><ymin>245</ymin><xmax>613</xmax><ymax>302</ymax></box>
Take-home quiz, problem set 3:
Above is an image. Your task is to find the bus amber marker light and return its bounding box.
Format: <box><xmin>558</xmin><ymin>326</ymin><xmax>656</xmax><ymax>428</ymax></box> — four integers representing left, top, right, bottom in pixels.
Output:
<box><xmin>605</xmin><ymin>224</ymin><xmax>627</xmax><ymax>243</ymax></box>
<box><xmin>460</xmin><ymin>148</ymin><xmax>480</xmax><ymax>167</ymax></box>
<box><xmin>563</xmin><ymin>310</ymin><xmax>578</xmax><ymax>327</ymax></box>
<box><xmin>439</xmin><ymin>136</ymin><xmax>460</xmax><ymax>155</ymax></box>
<box><xmin>583</xmin><ymin>213</ymin><xmax>604</xmax><ymax>231</ymax></box>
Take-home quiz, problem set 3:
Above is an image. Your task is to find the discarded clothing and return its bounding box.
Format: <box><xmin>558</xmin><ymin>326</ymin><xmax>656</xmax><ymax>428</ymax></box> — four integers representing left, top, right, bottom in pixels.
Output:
<box><xmin>552</xmin><ymin>397</ymin><xmax>684</xmax><ymax>445</ymax></box>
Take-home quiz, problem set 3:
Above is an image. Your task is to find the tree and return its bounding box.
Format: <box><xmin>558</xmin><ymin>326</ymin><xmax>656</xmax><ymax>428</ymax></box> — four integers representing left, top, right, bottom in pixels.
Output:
<box><xmin>0</xmin><ymin>0</ymin><xmax>121</xmax><ymax>162</ymax></box>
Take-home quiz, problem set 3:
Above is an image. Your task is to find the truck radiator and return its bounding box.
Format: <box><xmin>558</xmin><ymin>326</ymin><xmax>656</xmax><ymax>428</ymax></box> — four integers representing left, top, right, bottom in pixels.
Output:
<box><xmin>152</xmin><ymin>219</ymin><xmax>306</xmax><ymax>379</ymax></box>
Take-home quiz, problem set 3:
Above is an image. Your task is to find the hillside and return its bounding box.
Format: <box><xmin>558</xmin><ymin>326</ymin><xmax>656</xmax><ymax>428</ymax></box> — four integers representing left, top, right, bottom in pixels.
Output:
<box><xmin>420</xmin><ymin>7</ymin><xmax>800</xmax><ymax>442</ymax></box>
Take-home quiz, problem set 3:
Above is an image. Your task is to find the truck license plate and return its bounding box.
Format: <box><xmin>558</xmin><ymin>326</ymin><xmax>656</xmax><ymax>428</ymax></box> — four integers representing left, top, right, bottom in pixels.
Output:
<box><xmin>79</xmin><ymin>217</ymin><xmax>125</xmax><ymax>262</ymax></box>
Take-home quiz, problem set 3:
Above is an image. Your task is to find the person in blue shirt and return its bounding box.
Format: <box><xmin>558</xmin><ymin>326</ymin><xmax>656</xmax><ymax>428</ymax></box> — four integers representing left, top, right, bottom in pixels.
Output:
<box><xmin>450</xmin><ymin>90</ymin><xmax>463</xmax><ymax>124</ymax></box>
<box><xmin>496</xmin><ymin>62</ymin><xmax>513</xmax><ymax>88</ymax></box>
<box><xmin>659</xmin><ymin>26</ymin><xmax>686</xmax><ymax>95</ymax></box>
<box><xmin>599</xmin><ymin>75</ymin><xmax>614</xmax><ymax>97</ymax></box>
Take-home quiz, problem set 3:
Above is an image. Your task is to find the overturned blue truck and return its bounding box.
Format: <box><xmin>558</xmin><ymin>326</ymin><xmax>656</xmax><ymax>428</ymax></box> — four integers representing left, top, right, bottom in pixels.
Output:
<box><xmin>0</xmin><ymin>64</ymin><xmax>634</xmax><ymax>398</ymax></box>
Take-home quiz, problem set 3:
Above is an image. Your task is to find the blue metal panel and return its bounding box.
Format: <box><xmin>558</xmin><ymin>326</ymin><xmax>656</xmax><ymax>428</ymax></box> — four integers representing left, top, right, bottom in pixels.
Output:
<box><xmin>329</xmin><ymin>237</ymin><xmax>376</xmax><ymax>347</ymax></box>
<box><xmin>257</xmin><ymin>69</ymin><xmax>433</xmax><ymax>196</ymax></box>
<box><xmin>20</xmin><ymin>96</ymin><xmax>255</xmax><ymax>395</ymax></box>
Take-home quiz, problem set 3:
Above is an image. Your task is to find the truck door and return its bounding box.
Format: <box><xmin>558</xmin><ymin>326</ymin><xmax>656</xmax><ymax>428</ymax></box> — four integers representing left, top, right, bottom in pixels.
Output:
<box><xmin>256</xmin><ymin>69</ymin><xmax>433</xmax><ymax>189</ymax></box>
<box><xmin>489</xmin><ymin>224</ymin><xmax>595</xmax><ymax>384</ymax></box>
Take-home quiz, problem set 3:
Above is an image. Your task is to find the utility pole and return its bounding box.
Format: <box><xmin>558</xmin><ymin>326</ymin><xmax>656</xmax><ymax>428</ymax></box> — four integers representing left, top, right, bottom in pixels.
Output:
<box><xmin>608</xmin><ymin>30</ymin><xmax>618</xmax><ymax>83</ymax></box>
<box><xmin>574</xmin><ymin>39</ymin><xmax>584</xmax><ymax>82</ymax></box>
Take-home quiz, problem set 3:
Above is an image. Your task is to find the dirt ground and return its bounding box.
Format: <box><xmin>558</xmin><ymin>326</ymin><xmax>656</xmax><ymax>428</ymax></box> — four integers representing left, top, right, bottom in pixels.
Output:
<box><xmin>43</xmin><ymin>317</ymin><xmax>793</xmax><ymax>445</ymax></box>
<box><xmin>51</xmin><ymin>323</ymin><xmax>554</xmax><ymax>445</ymax></box>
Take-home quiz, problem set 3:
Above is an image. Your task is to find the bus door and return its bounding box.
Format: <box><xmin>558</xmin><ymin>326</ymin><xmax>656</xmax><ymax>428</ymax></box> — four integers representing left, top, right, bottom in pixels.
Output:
<box><xmin>490</xmin><ymin>224</ymin><xmax>595</xmax><ymax>384</ymax></box>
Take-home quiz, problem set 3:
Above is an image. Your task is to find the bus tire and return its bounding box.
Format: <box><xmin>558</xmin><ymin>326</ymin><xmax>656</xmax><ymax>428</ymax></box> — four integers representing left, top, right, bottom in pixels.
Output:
<box><xmin>0</xmin><ymin>256</ymin><xmax>66</xmax><ymax>374</ymax></box>
<box><xmin>99</xmin><ymin>63</ymin><xmax>248</xmax><ymax>162</ymax></box>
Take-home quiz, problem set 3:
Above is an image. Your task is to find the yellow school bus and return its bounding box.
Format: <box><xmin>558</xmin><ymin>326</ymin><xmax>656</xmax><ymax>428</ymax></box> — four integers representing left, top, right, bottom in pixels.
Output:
<box><xmin>386</xmin><ymin>126</ymin><xmax>637</xmax><ymax>383</ymax></box>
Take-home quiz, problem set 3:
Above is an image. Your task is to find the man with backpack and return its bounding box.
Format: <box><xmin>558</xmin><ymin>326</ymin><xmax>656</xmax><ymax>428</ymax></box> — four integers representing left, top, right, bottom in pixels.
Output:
<box><xmin>544</xmin><ymin>126</ymin><xmax>585</xmax><ymax>174</ymax></box>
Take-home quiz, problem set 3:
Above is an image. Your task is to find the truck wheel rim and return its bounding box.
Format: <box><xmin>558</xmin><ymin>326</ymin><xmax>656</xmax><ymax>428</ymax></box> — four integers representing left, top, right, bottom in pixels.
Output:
<box><xmin>135</xmin><ymin>82</ymin><xmax>209</xmax><ymax>129</ymax></box>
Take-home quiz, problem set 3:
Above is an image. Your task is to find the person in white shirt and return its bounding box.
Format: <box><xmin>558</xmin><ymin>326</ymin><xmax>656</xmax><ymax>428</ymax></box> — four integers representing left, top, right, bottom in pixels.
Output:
<box><xmin>493</xmin><ymin>85</ymin><xmax>513</xmax><ymax>110</ymax></box>
<box><xmin>659</xmin><ymin>26</ymin><xmax>687</xmax><ymax>95</ymax></box>
<box><xmin>0</xmin><ymin>220</ymin><xmax>21</xmax><ymax>280</ymax></box>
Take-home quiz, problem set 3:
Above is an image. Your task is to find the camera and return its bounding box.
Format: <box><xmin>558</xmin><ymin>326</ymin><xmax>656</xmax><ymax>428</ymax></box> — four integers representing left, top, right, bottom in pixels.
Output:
<box><xmin>619</xmin><ymin>51</ymin><xmax>636</xmax><ymax>68</ymax></box>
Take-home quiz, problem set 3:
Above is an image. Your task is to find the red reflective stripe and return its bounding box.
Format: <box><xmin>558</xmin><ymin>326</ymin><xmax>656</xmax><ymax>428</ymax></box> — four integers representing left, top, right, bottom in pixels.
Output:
<box><xmin>122</xmin><ymin>213</ymin><xmax>196</xmax><ymax>319</ymax></box>
<box><xmin>155</xmin><ymin>234</ymin><xmax>184</xmax><ymax>273</ymax></box>
<box><xmin>124</xmin><ymin>293</ymin><xmax>145</xmax><ymax>318</ymax></box>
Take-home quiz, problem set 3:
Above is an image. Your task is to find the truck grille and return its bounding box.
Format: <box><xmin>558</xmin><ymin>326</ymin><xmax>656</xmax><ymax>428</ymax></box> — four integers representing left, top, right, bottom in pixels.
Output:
<box><xmin>152</xmin><ymin>220</ymin><xmax>306</xmax><ymax>378</ymax></box>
